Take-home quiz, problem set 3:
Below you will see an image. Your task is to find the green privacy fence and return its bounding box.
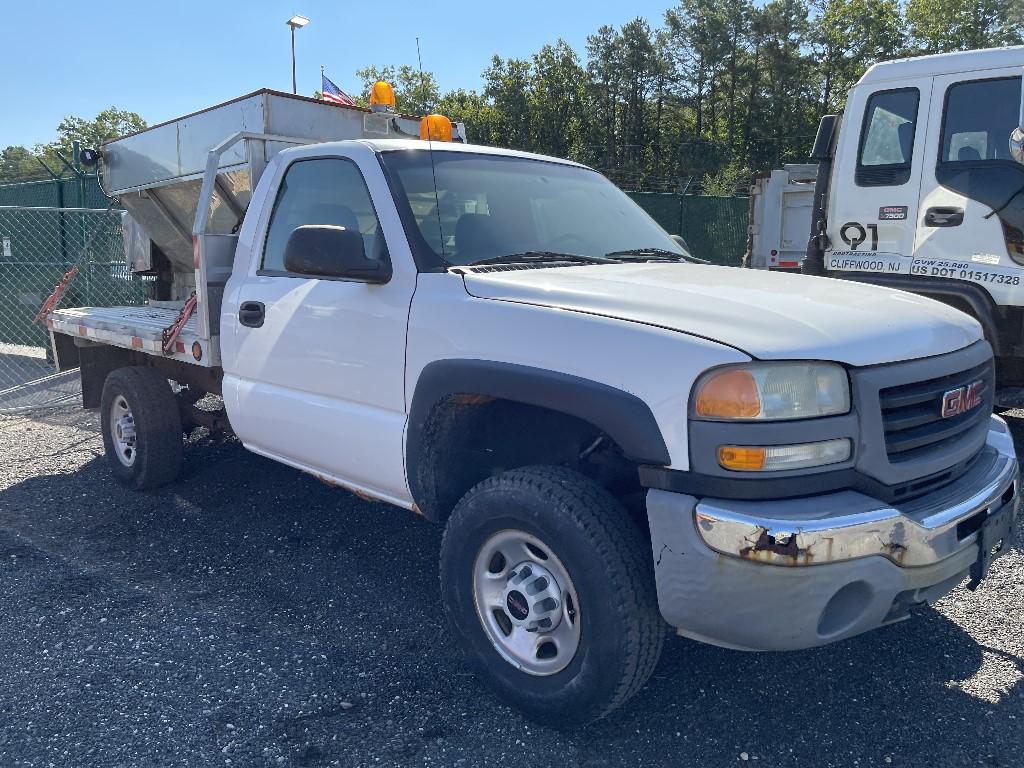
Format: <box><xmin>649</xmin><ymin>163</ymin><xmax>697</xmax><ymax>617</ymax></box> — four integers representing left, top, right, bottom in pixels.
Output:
<box><xmin>0</xmin><ymin>174</ymin><xmax>111</xmax><ymax>210</ymax></box>
<box><xmin>0</xmin><ymin>179</ymin><xmax>750</xmax><ymax>265</ymax></box>
<box><xmin>628</xmin><ymin>192</ymin><xmax>748</xmax><ymax>267</ymax></box>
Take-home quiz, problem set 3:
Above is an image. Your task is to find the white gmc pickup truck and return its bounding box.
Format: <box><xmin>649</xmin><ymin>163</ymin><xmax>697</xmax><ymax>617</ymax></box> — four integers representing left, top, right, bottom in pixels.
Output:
<box><xmin>49</xmin><ymin>91</ymin><xmax>1019</xmax><ymax>724</ymax></box>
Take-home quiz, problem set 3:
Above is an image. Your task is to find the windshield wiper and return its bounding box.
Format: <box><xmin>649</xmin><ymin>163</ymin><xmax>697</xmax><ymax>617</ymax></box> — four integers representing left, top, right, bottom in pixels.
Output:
<box><xmin>468</xmin><ymin>251</ymin><xmax>617</xmax><ymax>267</ymax></box>
<box><xmin>604</xmin><ymin>247</ymin><xmax>709</xmax><ymax>264</ymax></box>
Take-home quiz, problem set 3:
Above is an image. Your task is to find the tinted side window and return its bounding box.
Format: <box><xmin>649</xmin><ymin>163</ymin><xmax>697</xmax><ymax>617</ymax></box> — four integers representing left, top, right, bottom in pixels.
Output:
<box><xmin>856</xmin><ymin>88</ymin><xmax>919</xmax><ymax>187</ymax></box>
<box><xmin>940</xmin><ymin>77</ymin><xmax>1021</xmax><ymax>163</ymax></box>
<box><xmin>262</xmin><ymin>158</ymin><xmax>388</xmax><ymax>273</ymax></box>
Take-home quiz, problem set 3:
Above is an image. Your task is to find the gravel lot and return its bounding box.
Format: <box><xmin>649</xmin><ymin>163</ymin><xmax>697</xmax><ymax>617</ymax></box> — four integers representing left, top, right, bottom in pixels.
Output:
<box><xmin>0</xmin><ymin>404</ymin><xmax>1021</xmax><ymax>768</ymax></box>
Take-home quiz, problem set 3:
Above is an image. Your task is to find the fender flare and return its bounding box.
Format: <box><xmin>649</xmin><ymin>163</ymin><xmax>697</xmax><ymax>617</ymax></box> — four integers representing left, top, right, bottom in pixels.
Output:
<box><xmin>406</xmin><ymin>359</ymin><xmax>671</xmax><ymax>505</ymax></box>
<box><xmin>839</xmin><ymin>272</ymin><xmax>1005</xmax><ymax>356</ymax></box>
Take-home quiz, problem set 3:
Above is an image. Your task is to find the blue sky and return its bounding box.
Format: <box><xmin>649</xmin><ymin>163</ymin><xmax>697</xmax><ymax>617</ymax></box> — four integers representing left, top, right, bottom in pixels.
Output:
<box><xmin>0</xmin><ymin>0</ymin><xmax>677</xmax><ymax>149</ymax></box>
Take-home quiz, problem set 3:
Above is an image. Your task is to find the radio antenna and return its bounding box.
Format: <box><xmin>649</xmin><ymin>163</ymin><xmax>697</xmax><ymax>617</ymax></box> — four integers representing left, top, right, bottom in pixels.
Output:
<box><xmin>417</xmin><ymin>36</ymin><xmax>445</xmax><ymax>261</ymax></box>
<box><xmin>416</xmin><ymin>37</ymin><xmax>427</xmax><ymax>110</ymax></box>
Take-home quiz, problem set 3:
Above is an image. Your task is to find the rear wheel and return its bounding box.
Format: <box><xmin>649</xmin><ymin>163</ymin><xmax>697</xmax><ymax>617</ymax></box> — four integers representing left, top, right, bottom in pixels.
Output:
<box><xmin>100</xmin><ymin>366</ymin><xmax>183</xmax><ymax>490</ymax></box>
<box><xmin>439</xmin><ymin>466</ymin><xmax>664</xmax><ymax>725</ymax></box>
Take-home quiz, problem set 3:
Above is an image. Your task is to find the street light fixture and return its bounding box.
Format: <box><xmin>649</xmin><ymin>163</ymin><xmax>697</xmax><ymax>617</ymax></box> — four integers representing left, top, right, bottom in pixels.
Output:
<box><xmin>286</xmin><ymin>15</ymin><xmax>310</xmax><ymax>95</ymax></box>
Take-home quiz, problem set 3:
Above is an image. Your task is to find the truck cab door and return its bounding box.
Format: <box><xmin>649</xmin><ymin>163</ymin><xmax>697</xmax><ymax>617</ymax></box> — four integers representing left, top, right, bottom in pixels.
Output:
<box><xmin>220</xmin><ymin>144</ymin><xmax>415</xmax><ymax>505</ymax></box>
<box><xmin>912</xmin><ymin>69</ymin><xmax>1024</xmax><ymax>307</ymax></box>
<box><xmin>826</xmin><ymin>82</ymin><xmax>928</xmax><ymax>275</ymax></box>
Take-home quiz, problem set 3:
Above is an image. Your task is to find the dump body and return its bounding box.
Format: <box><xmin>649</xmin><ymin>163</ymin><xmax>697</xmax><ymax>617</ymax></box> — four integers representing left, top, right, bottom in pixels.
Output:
<box><xmin>51</xmin><ymin>90</ymin><xmax>453</xmax><ymax>367</ymax></box>
<box><xmin>746</xmin><ymin>164</ymin><xmax>816</xmax><ymax>270</ymax></box>
<box><xmin>102</xmin><ymin>90</ymin><xmax>429</xmax><ymax>276</ymax></box>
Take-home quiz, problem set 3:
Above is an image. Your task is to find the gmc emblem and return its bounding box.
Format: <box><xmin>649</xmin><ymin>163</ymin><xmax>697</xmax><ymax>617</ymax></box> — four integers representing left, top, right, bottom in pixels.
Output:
<box><xmin>941</xmin><ymin>380</ymin><xmax>984</xmax><ymax>419</ymax></box>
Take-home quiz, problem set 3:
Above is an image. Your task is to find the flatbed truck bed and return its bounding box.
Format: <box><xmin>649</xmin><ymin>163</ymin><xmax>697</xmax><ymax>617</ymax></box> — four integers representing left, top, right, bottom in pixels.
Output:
<box><xmin>49</xmin><ymin>305</ymin><xmax>205</xmax><ymax>364</ymax></box>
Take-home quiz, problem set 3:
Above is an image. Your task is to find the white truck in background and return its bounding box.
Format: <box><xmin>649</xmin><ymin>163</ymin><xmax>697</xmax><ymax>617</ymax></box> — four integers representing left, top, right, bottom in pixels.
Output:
<box><xmin>746</xmin><ymin>46</ymin><xmax>1024</xmax><ymax>406</ymax></box>
<box><xmin>42</xmin><ymin>87</ymin><xmax>1018</xmax><ymax>724</ymax></box>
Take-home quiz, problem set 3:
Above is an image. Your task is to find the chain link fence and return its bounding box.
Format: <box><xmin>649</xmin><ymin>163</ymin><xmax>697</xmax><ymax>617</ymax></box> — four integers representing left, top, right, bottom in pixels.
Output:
<box><xmin>628</xmin><ymin>193</ymin><xmax>749</xmax><ymax>266</ymax></box>
<box><xmin>0</xmin><ymin>205</ymin><xmax>145</xmax><ymax>413</ymax></box>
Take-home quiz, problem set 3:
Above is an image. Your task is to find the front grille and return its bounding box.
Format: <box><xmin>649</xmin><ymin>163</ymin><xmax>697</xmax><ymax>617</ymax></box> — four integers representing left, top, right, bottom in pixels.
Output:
<box><xmin>879</xmin><ymin>358</ymin><xmax>993</xmax><ymax>462</ymax></box>
<box><xmin>889</xmin><ymin>450</ymin><xmax>981</xmax><ymax>502</ymax></box>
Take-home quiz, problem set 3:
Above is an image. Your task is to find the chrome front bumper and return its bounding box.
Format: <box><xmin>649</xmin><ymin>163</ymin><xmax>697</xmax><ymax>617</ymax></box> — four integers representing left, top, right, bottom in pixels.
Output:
<box><xmin>694</xmin><ymin>417</ymin><xmax>1018</xmax><ymax>568</ymax></box>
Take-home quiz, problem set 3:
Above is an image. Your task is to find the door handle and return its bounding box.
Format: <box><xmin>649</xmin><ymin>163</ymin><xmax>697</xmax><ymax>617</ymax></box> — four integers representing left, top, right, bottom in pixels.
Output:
<box><xmin>924</xmin><ymin>206</ymin><xmax>964</xmax><ymax>227</ymax></box>
<box><xmin>238</xmin><ymin>300</ymin><xmax>265</xmax><ymax>328</ymax></box>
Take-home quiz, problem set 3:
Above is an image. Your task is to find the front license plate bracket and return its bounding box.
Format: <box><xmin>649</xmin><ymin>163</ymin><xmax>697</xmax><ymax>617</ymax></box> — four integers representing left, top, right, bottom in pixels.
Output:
<box><xmin>968</xmin><ymin>504</ymin><xmax>1016</xmax><ymax>590</ymax></box>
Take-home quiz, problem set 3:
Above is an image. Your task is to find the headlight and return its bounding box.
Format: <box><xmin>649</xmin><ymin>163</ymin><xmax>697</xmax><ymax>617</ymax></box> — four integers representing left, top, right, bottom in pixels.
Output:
<box><xmin>694</xmin><ymin>362</ymin><xmax>850</xmax><ymax>421</ymax></box>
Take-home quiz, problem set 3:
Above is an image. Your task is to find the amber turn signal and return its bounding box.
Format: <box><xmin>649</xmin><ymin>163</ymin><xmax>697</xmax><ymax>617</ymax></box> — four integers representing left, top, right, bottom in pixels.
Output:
<box><xmin>718</xmin><ymin>439</ymin><xmax>852</xmax><ymax>472</ymax></box>
<box><xmin>695</xmin><ymin>369</ymin><xmax>761</xmax><ymax>418</ymax></box>
<box><xmin>717</xmin><ymin>445</ymin><xmax>767</xmax><ymax>471</ymax></box>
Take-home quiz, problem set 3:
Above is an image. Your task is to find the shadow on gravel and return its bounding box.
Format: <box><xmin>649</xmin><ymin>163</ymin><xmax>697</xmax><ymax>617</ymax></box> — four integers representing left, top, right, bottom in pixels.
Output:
<box><xmin>0</xmin><ymin>350</ymin><xmax>51</xmax><ymax>391</ymax></box>
<box><xmin>0</xmin><ymin>428</ymin><xmax>1021</xmax><ymax>767</ymax></box>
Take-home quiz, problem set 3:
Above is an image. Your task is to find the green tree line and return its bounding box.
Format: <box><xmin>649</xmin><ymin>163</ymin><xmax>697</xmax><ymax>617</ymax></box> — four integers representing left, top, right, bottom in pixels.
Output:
<box><xmin>353</xmin><ymin>0</ymin><xmax>1022</xmax><ymax>191</ymax></box>
<box><xmin>2</xmin><ymin>0</ymin><xmax>1020</xmax><ymax>191</ymax></box>
<box><xmin>1</xmin><ymin>108</ymin><xmax>146</xmax><ymax>185</ymax></box>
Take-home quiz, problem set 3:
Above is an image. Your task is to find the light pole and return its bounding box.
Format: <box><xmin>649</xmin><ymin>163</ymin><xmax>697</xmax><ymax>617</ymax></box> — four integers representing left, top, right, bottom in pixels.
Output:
<box><xmin>286</xmin><ymin>15</ymin><xmax>309</xmax><ymax>95</ymax></box>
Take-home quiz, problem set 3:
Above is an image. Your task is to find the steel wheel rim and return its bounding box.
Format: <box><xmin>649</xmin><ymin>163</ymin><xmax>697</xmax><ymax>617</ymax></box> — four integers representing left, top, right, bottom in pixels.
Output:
<box><xmin>109</xmin><ymin>395</ymin><xmax>137</xmax><ymax>467</ymax></box>
<box><xmin>472</xmin><ymin>529</ymin><xmax>582</xmax><ymax>676</ymax></box>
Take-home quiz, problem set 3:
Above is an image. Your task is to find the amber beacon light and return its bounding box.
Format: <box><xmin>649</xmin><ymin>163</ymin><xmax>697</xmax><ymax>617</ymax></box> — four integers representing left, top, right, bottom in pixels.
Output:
<box><xmin>420</xmin><ymin>114</ymin><xmax>454</xmax><ymax>142</ymax></box>
<box><xmin>369</xmin><ymin>81</ymin><xmax>397</xmax><ymax>112</ymax></box>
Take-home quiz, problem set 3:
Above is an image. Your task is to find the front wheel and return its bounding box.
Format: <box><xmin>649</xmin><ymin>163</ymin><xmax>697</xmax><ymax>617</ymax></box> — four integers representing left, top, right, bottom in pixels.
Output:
<box><xmin>100</xmin><ymin>366</ymin><xmax>183</xmax><ymax>490</ymax></box>
<box><xmin>439</xmin><ymin>466</ymin><xmax>665</xmax><ymax>725</ymax></box>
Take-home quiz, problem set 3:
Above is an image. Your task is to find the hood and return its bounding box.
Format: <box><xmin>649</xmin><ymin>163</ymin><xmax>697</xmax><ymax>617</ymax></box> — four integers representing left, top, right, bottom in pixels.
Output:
<box><xmin>460</xmin><ymin>263</ymin><xmax>982</xmax><ymax>367</ymax></box>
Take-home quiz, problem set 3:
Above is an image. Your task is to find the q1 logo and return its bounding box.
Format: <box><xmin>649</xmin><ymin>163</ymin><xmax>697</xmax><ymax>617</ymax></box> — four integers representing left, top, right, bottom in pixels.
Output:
<box><xmin>839</xmin><ymin>221</ymin><xmax>878</xmax><ymax>251</ymax></box>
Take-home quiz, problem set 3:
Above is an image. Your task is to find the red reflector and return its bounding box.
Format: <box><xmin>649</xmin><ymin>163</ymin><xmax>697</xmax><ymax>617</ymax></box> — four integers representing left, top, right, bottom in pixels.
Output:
<box><xmin>131</xmin><ymin>337</ymin><xmax>144</xmax><ymax>349</ymax></box>
<box><xmin>77</xmin><ymin>327</ymin><xmax>87</xmax><ymax>336</ymax></box>
<box><xmin>175</xmin><ymin>341</ymin><xmax>186</xmax><ymax>353</ymax></box>
<box><xmin>779</xmin><ymin>260</ymin><xmax>799</xmax><ymax>268</ymax></box>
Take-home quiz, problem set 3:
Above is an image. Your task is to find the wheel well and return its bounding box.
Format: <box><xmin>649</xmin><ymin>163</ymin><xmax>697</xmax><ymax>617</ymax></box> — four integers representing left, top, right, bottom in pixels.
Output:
<box><xmin>413</xmin><ymin>396</ymin><xmax>644</xmax><ymax>524</ymax></box>
<box><xmin>899</xmin><ymin>295</ymin><xmax>1024</xmax><ymax>385</ymax></box>
<box><xmin>933</xmin><ymin>294</ymin><xmax>973</xmax><ymax>317</ymax></box>
<box><xmin>929</xmin><ymin>295</ymin><xmax>1004</xmax><ymax>355</ymax></box>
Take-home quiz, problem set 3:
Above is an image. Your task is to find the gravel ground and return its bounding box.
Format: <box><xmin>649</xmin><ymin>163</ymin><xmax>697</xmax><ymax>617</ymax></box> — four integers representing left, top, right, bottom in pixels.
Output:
<box><xmin>0</xmin><ymin>404</ymin><xmax>1021</xmax><ymax>768</ymax></box>
<box><xmin>0</xmin><ymin>345</ymin><xmax>50</xmax><ymax>390</ymax></box>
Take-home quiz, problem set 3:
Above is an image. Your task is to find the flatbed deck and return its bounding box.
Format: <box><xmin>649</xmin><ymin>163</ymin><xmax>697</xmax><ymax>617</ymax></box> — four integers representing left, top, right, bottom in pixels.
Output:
<box><xmin>48</xmin><ymin>306</ymin><xmax>216</xmax><ymax>366</ymax></box>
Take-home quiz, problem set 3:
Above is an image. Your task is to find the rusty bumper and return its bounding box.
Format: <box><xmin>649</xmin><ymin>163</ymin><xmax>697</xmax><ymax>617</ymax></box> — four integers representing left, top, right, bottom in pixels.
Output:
<box><xmin>646</xmin><ymin>416</ymin><xmax>1019</xmax><ymax>652</ymax></box>
<box><xmin>695</xmin><ymin>420</ymin><xmax>1018</xmax><ymax>568</ymax></box>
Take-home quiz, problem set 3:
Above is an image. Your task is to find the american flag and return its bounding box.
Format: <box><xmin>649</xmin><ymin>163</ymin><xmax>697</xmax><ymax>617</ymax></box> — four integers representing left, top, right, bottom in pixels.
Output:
<box><xmin>321</xmin><ymin>73</ymin><xmax>357</xmax><ymax>107</ymax></box>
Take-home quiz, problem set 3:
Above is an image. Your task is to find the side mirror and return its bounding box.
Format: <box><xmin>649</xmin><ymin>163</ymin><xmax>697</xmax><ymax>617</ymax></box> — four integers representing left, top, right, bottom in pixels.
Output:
<box><xmin>810</xmin><ymin>114</ymin><xmax>839</xmax><ymax>162</ymax></box>
<box><xmin>1011</xmin><ymin>127</ymin><xmax>1024</xmax><ymax>164</ymax></box>
<box><xmin>1013</xmin><ymin>74</ymin><xmax>1024</xmax><ymax>164</ymax></box>
<box><xmin>283</xmin><ymin>225</ymin><xmax>390</xmax><ymax>283</ymax></box>
<box><xmin>670</xmin><ymin>233</ymin><xmax>691</xmax><ymax>254</ymax></box>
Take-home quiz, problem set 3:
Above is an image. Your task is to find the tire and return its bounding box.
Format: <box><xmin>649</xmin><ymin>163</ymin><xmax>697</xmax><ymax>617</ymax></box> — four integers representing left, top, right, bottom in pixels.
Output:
<box><xmin>439</xmin><ymin>465</ymin><xmax>665</xmax><ymax>725</ymax></box>
<box><xmin>100</xmin><ymin>366</ymin><xmax>183</xmax><ymax>490</ymax></box>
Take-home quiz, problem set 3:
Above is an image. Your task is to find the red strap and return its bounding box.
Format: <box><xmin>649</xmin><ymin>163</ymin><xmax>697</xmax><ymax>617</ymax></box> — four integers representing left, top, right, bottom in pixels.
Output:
<box><xmin>161</xmin><ymin>293</ymin><xmax>198</xmax><ymax>355</ymax></box>
<box><xmin>33</xmin><ymin>266</ymin><xmax>79</xmax><ymax>324</ymax></box>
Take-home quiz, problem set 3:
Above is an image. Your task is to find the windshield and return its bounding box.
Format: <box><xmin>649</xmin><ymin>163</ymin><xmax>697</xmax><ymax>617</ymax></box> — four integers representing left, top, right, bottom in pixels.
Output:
<box><xmin>379</xmin><ymin>149</ymin><xmax>687</xmax><ymax>268</ymax></box>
